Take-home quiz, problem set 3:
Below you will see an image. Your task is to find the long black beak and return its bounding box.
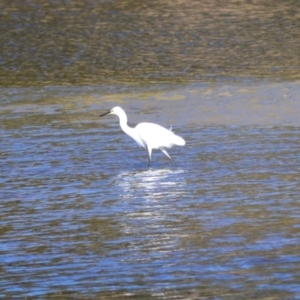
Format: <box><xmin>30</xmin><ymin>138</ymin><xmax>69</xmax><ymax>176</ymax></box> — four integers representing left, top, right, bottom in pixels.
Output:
<box><xmin>100</xmin><ymin>111</ymin><xmax>110</xmax><ymax>117</ymax></box>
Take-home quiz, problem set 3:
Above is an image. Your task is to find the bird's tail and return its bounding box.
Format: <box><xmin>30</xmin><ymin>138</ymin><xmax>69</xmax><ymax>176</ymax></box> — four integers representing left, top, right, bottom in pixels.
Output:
<box><xmin>173</xmin><ymin>134</ymin><xmax>185</xmax><ymax>146</ymax></box>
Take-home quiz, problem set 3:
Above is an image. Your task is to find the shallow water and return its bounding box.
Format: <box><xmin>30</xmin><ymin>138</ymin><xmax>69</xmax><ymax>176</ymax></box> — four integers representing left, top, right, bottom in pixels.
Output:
<box><xmin>1</xmin><ymin>0</ymin><xmax>300</xmax><ymax>86</ymax></box>
<box><xmin>1</xmin><ymin>1</ymin><xmax>300</xmax><ymax>297</ymax></box>
<box><xmin>1</xmin><ymin>82</ymin><xmax>300</xmax><ymax>299</ymax></box>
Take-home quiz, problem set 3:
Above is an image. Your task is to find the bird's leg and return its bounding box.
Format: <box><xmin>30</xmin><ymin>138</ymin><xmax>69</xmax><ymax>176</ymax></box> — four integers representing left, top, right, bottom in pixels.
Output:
<box><xmin>170</xmin><ymin>156</ymin><xmax>175</xmax><ymax>166</ymax></box>
<box><xmin>147</xmin><ymin>147</ymin><xmax>152</xmax><ymax>167</ymax></box>
<box><xmin>160</xmin><ymin>149</ymin><xmax>175</xmax><ymax>166</ymax></box>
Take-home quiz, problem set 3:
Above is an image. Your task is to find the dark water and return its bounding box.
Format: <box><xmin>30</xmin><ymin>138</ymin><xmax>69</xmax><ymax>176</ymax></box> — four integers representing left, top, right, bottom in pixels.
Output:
<box><xmin>1</xmin><ymin>0</ymin><xmax>300</xmax><ymax>299</ymax></box>
<box><xmin>0</xmin><ymin>0</ymin><xmax>300</xmax><ymax>86</ymax></box>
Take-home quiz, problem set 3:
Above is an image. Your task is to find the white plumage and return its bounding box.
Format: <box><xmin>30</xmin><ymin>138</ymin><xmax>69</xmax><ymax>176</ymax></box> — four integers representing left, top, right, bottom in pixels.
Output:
<box><xmin>100</xmin><ymin>106</ymin><xmax>185</xmax><ymax>166</ymax></box>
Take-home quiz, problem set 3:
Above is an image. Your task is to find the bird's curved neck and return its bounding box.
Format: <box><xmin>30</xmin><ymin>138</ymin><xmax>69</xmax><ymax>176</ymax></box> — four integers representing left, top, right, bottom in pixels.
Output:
<box><xmin>118</xmin><ymin>113</ymin><xmax>133</xmax><ymax>136</ymax></box>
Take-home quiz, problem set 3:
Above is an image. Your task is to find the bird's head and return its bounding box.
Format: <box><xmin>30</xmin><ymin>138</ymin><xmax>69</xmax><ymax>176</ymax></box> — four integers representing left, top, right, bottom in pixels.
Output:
<box><xmin>100</xmin><ymin>106</ymin><xmax>124</xmax><ymax>117</ymax></box>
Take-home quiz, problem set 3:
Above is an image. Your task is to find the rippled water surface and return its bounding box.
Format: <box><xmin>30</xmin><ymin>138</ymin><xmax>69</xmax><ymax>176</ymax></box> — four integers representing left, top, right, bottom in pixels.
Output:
<box><xmin>1</xmin><ymin>0</ymin><xmax>300</xmax><ymax>298</ymax></box>
<box><xmin>1</xmin><ymin>82</ymin><xmax>300</xmax><ymax>299</ymax></box>
<box><xmin>1</xmin><ymin>0</ymin><xmax>300</xmax><ymax>85</ymax></box>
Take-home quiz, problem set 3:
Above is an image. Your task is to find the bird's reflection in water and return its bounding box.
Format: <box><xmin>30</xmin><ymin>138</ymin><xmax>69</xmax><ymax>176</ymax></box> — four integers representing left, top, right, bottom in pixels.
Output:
<box><xmin>115</xmin><ymin>168</ymin><xmax>186</xmax><ymax>203</ymax></box>
<box><xmin>114</xmin><ymin>168</ymin><xmax>188</xmax><ymax>249</ymax></box>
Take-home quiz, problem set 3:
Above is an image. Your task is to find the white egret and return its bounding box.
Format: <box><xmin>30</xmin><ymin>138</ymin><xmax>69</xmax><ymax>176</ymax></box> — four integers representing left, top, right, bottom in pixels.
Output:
<box><xmin>100</xmin><ymin>106</ymin><xmax>185</xmax><ymax>167</ymax></box>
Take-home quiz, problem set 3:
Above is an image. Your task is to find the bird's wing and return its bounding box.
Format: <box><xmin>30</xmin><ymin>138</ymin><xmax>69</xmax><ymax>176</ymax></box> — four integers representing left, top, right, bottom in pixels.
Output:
<box><xmin>136</xmin><ymin>122</ymin><xmax>185</xmax><ymax>149</ymax></box>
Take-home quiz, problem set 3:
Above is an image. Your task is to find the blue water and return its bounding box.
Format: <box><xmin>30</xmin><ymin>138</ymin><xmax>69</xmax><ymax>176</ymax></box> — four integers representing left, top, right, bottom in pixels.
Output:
<box><xmin>1</xmin><ymin>84</ymin><xmax>300</xmax><ymax>298</ymax></box>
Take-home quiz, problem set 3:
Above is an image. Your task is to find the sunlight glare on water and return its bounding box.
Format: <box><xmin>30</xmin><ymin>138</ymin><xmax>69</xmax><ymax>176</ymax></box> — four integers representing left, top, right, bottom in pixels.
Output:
<box><xmin>1</xmin><ymin>82</ymin><xmax>300</xmax><ymax>298</ymax></box>
<box><xmin>1</xmin><ymin>0</ymin><xmax>300</xmax><ymax>297</ymax></box>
